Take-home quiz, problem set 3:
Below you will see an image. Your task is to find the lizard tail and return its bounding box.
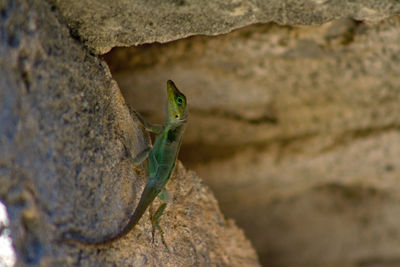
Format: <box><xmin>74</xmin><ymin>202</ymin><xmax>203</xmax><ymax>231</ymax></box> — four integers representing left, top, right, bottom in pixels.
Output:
<box><xmin>61</xmin><ymin>182</ymin><xmax>160</xmax><ymax>245</ymax></box>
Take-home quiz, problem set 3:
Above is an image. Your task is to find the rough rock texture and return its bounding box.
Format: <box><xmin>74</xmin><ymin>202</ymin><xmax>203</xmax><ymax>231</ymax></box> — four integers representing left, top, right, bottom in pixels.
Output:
<box><xmin>4</xmin><ymin>0</ymin><xmax>400</xmax><ymax>266</ymax></box>
<box><xmin>0</xmin><ymin>0</ymin><xmax>259</xmax><ymax>266</ymax></box>
<box><xmin>104</xmin><ymin>18</ymin><xmax>400</xmax><ymax>266</ymax></box>
<box><xmin>49</xmin><ymin>0</ymin><xmax>400</xmax><ymax>54</ymax></box>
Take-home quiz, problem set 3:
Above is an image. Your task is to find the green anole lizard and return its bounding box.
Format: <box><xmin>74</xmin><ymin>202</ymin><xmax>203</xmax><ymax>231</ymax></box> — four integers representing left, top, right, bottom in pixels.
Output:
<box><xmin>64</xmin><ymin>80</ymin><xmax>188</xmax><ymax>245</ymax></box>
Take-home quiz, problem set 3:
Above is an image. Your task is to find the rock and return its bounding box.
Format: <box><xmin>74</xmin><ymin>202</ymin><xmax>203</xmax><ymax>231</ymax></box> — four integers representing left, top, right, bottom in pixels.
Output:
<box><xmin>107</xmin><ymin>18</ymin><xmax>400</xmax><ymax>155</ymax></box>
<box><xmin>4</xmin><ymin>0</ymin><xmax>400</xmax><ymax>265</ymax></box>
<box><xmin>0</xmin><ymin>0</ymin><xmax>260</xmax><ymax>266</ymax></box>
<box><xmin>49</xmin><ymin>0</ymin><xmax>400</xmax><ymax>54</ymax></box>
<box><xmin>192</xmin><ymin>132</ymin><xmax>400</xmax><ymax>266</ymax></box>
<box><xmin>104</xmin><ymin>18</ymin><xmax>400</xmax><ymax>266</ymax></box>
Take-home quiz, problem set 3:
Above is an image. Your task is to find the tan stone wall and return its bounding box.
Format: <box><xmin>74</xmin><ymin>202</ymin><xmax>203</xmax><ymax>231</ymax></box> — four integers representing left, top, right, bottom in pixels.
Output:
<box><xmin>106</xmin><ymin>19</ymin><xmax>400</xmax><ymax>266</ymax></box>
<box><xmin>3</xmin><ymin>0</ymin><xmax>400</xmax><ymax>266</ymax></box>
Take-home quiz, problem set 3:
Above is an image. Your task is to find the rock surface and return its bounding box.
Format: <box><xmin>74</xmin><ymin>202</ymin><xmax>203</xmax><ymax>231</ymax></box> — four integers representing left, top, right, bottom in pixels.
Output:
<box><xmin>0</xmin><ymin>0</ymin><xmax>259</xmax><ymax>266</ymax></box>
<box><xmin>50</xmin><ymin>0</ymin><xmax>400</xmax><ymax>54</ymax></box>
<box><xmin>106</xmin><ymin>18</ymin><xmax>400</xmax><ymax>150</ymax></box>
<box><xmin>104</xmin><ymin>18</ymin><xmax>400</xmax><ymax>266</ymax></box>
<box><xmin>3</xmin><ymin>0</ymin><xmax>400</xmax><ymax>266</ymax></box>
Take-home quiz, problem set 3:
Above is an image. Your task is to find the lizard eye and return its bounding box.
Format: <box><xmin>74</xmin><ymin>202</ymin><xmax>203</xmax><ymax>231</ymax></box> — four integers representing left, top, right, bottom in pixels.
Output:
<box><xmin>176</xmin><ymin>97</ymin><xmax>183</xmax><ymax>105</ymax></box>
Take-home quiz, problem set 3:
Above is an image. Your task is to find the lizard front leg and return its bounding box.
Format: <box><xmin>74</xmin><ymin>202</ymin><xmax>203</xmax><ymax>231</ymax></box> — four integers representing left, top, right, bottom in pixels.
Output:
<box><xmin>130</xmin><ymin>147</ymin><xmax>151</xmax><ymax>166</ymax></box>
<box><xmin>129</xmin><ymin>107</ymin><xmax>164</xmax><ymax>134</ymax></box>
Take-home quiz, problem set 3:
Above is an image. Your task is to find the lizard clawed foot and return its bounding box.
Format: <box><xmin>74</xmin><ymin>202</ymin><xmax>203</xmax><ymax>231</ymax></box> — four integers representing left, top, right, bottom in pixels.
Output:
<box><xmin>151</xmin><ymin>223</ymin><xmax>167</xmax><ymax>247</ymax></box>
<box><xmin>151</xmin><ymin>203</ymin><xmax>168</xmax><ymax>248</ymax></box>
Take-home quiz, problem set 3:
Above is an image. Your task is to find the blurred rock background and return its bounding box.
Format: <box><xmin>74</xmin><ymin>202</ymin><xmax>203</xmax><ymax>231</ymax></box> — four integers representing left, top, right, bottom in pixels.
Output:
<box><xmin>104</xmin><ymin>18</ymin><xmax>400</xmax><ymax>266</ymax></box>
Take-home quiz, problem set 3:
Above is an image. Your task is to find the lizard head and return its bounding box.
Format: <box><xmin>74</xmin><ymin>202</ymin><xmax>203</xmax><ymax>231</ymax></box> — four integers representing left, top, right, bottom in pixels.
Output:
<box><xmin>167</xmin><ymin>80</ymin><xmax>187</xmax><ymax>124</ymax></box>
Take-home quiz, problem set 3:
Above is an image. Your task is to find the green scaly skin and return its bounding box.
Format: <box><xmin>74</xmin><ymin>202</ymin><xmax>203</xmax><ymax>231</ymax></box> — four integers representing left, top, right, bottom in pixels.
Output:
<box><xmin>64</xmin><ymin>80</ymin><xmax>188</xmax><ymax>245</ymax></box>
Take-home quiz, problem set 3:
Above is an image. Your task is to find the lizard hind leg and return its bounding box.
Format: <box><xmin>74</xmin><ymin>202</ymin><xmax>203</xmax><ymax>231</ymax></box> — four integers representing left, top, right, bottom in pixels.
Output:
<box><xmin>151</xmin><ymin>189</ymin><xmax>170</xmax><ymax>246</ymax></box>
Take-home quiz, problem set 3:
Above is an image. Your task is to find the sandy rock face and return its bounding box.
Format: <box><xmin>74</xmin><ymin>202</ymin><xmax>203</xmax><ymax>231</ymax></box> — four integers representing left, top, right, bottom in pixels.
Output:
<box><xmin>50</xmin><ymin>0</ymin><xmax>400</xmax><ymax>54</ymax></box>
<box><xmin>104</xmin><ymin>18</ymin><xmax>400</xmax><ymax>266</ymax></box>
<box><xmin>0</xmin><ymin>0</ymin><xmax>259</xmax><ymax>266</ymax></box>
<box><xmin>3</xmin><ymin>0</ymin><xmax>400</xmax><ymax>266</ymax></box>
<box><xmin>106</xmin><ymin>18</ymin><xmax>400</xmax><ymax>150</ymax></box>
